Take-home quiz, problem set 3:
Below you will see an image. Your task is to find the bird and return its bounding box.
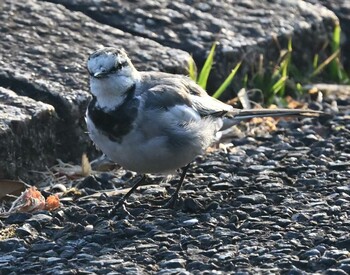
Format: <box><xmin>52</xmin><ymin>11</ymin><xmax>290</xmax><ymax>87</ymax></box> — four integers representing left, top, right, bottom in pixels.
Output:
<box><xmin>85</xmin><ymin>47</ymin><xmax>322</xmax><ymax>211</ymax></box>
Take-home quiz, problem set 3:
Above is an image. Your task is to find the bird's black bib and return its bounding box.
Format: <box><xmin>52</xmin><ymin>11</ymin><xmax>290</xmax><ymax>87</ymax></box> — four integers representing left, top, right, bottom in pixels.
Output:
<box><xmin>88</xmin><ymin>84</ymin><xmax>139</xmax><ymax>143</ymax></box>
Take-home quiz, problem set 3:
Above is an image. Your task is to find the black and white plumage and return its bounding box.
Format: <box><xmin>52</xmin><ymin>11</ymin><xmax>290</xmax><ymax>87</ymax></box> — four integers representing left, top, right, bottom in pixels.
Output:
<box><xmin>86</xmin><ymin>47</ymin><xmax>321</xmax><ymax>209</ymax></box>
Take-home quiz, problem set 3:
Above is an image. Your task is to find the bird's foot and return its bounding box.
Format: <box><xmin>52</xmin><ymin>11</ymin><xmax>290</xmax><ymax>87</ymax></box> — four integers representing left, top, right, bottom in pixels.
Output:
<box><xmin>108</xmin><ymin>199</ymin><xmax>132</xmax><ymax>219</ymax></box>
<box><xmin>164</xmin><ymin>193</ymin><xmax>179</xmax><ymax>209</ymax></box>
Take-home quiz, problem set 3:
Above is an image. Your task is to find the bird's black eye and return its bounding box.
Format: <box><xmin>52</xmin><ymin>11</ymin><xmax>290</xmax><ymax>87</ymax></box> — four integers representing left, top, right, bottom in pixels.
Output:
<box><xmin>110</xmin><ymin>62</ymin><xmax>127</xmax><ymax>73</ymax></box>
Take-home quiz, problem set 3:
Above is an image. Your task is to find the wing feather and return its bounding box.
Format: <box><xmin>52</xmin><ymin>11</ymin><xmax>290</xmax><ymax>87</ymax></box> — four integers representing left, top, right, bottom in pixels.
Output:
<box><xmin>141</xmin><ymin>72</ymin><xmax>233</xmax><ymax>118</ymax></box>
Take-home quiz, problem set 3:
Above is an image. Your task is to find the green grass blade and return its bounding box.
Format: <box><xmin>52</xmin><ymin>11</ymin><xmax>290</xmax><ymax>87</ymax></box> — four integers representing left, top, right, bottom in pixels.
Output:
<box><xmin>272</xmin><ymin>38</ymin><xmax>292</xmax><ymax>97</ymax></box>
<box><xmin>296</xmin><ymin>82</ymin><xmax>303</xmax><ymax>94</ymax></box>
<box><xmin>212</xmin><ymin>62</ymin><xmax>241</xmax><ymax>99</ymax></box>
<box><xmin>187</xmin><ymin>56</ymin><xmax>197</xmax><ymax>81</ymax></box>
<box><xmin>329</xmin><ymin>23</ymin><xmax>342</xmax><ymax>80</ymax></box>
<box><xmin>313</xmin><ymin>54</ymin><xmax>319</xmax><ymax>69</ymax></box>
<box><xmin>272</xmin><ymin>48</ymin><xmax>289</xmax><ymax>79</ymax></box>
<box><xmin>197</xmin><ymin>43</ymin><xmax>217</xmax><ymax>89</ymax></box>
<box><xmin>271</xmin><ymin>76</ymin><xmax>288</xmax><ymax>95</ymax></box>
<box><xmin>287</xmin><ymin>37</ymin><xmax>292</xmax><ymax>52</ymax></box>
<box><xmin>331</xmin><ymin>22</ymin><xmax>341</xmax><ymax>53</ymax></box>
<box><xmin>311</xmin><ymin>49</ymin><xmax>340</xmax><ymax>78</ymax></box>
<box><xmin>243</xmin><ymin>73</ymin><xmax>248</xmax><ymax>88</ymax></box>
<box><xmin>282</xmin><ymin>42</ymin><xmax>292</xmax><ymax>78</ymax></box>
<box><xmin>279</xmin><ymin>52</ymin><xmax>291</xmax><ymax>97</ymax></box>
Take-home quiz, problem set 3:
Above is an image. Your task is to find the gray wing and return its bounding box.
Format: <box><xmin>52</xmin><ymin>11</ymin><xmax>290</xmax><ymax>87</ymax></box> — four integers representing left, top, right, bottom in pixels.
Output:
<box><xmin>140</xmin><ymin>72</ymin><xmax>323</xmax><ymax>125</ymax></box>
<box><xmin>141</xmin><ymin>72</ymin><xmax>234</xmax><ymax>118</ymax></box>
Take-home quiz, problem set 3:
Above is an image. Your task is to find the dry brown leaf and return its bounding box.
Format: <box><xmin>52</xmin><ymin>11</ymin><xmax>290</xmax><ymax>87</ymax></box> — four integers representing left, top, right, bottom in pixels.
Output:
<box><xmin>250</xmin><ymin>116</ymin><xmax>278</xmax><ymax>132</ymax></box>
<box><xmin>81</xmin><ymin>153</ymin><xmax>91</xmax><ymax>177</ymax></box>
<box><xmin>51</xmin><ymin>154</ymin><xmax>92</xmax><ymax>179</ymax></box>
<box><xmin>15</xmin><ymin>186</ymin><xmax>46</xmax><ymax>212</ymax></box>
<box><xmin>0</xmin><ymin>225</ymin><xmax>17</xmax><ymax>240</ymax></box>
<box><xmin>45</xmin><ymin>195</ymin><xmax>60</xmax><ymax>211</ymax></box>
<box><xmin>0</xmin><ymin>186</ymin><xmax>61</xmax><ymax>217</ymax></box>
<box><xmin>0</xmin><ymin>180</ymin><xmax>26</xmax><ymax>200</ymax></box>
<box><xmin>286</xmin><ymin>96</ymin><xmax>308</xmax><ymax>109</ymax></box>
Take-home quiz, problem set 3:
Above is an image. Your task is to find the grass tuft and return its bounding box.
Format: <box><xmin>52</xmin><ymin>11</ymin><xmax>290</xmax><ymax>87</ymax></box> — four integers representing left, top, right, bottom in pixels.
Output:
<box><xmin>189</xmin><ymin>42</ymin><xmax>241</xmax><ymax>99</ymax></box>
<box><xmin>187</xmin><ymin>55</ymin><xmax>197</xmax><ymax>82</ymax></box>
<box><xmin>188</xmin><ymin>24</ymin><xmax>349</xmax><ymax>106</ymax></box>
<box><xmin>197</xmin><ymin>43</ymin><xmax>217</xmax><ymax>89</ymax></box>
<box><xmin>212</xmin><ymin>62</ymin><xmax>241</xmax><ymax>99</ymax></box>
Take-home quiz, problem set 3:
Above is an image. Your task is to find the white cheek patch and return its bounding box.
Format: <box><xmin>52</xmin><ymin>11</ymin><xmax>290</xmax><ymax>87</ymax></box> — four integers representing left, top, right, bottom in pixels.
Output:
<box><xmin>116</xmin><ymin>55</ymin><xmax>127</xmax><ymax>65</ymax></box>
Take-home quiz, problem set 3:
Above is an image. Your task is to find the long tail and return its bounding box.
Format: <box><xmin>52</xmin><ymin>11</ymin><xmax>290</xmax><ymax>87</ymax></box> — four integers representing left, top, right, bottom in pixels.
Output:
<box><xmin>222</xmin><ymin>108</ymin><xmax>324</xmax><ymax>130</ymax></box>
<box><xmin>234</xmin><ymin>108</ymin><xmax>322</xmax><ymax>119</ymax></box>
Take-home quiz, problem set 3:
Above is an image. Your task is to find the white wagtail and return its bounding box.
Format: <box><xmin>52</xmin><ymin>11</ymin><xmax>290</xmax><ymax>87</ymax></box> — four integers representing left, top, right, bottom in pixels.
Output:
<box><xmin>86</xmin><ymin>47</ymin><xmax>322</xmax><ymax>210</ymax></box>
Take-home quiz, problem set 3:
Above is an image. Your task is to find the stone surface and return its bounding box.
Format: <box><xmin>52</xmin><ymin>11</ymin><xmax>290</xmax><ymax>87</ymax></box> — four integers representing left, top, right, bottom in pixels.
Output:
<box><xmin>0</xmin><ymin>87</ymin><xmax>57</xmax><ymax>179</ymax></box>
<box><xmin>307</xmin><ymin>0</ymin><xmax>350</xmax><ymax>71</ymax></box>
<box><xmin>0</xmin><ymin>3</ymin><xmax>349</xmax><ymax>273</ymax></box>
<box><xmin>46</xmin><ymin>0</ymin><xmax>338</xmax><ymax>93</ymax></box>
<box><xmin>0</xmin><ymin>0</ymin><xmax>190</xmax><ymax>178</ymax></box>
<box><xmin>2</xmin><ymin>96</ymin><xmax>348</xmax><ymax>274</ymax></box>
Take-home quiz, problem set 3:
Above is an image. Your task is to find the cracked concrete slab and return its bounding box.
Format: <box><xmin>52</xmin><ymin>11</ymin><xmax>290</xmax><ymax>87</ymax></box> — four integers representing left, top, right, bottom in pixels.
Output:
<box><xmin>0</xmin><ymin>87</ymin><xmax>57</xmax><ymax>179</ymax></box>
<box><xmin>0</xmin><ymin>0</ymin><xmax>190</xmax><ymax>179</ymax></box>
<box><xmin>306</xmin><ymin>0</ymin><xmax>350</xmax><ymax>71</ymax></box>
<box><xmin>45</xmin><ymin>0</ymin><xmax>338</xmax><ymax>93</ymax></box>
<box><xmin>0</xmin><ymin>0</ymin><xmax>341</xmax><ymax>179</ymax></box>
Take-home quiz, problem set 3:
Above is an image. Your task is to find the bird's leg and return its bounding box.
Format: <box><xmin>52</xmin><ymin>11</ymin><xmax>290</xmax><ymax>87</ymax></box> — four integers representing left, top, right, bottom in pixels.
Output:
<box><xmin>165</xmin><ymin>163</ymin><xmax>190</xmax><ymax>208</ymax></box>
<box><xmin>109</xmin><ymin>174</ymin><xmax>146</xmax><ymax>215</ymax></box>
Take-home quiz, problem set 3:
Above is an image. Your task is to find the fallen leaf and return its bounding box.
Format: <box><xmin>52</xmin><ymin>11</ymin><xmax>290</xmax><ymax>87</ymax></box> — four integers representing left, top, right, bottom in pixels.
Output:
<box><xmin>250</xmin><ymin>116</ymin><xmax>278</xmax><ymax>132</ymax></box>
<box><xmin>81</xmin><ymin>153</ymin><xmax>91</xmax><ymax>177</ymax></box>
<box><xmin>0</xmin><ymin>225</ymin><xmax>17</xmax><ymax>240</ymax></box>
<box><xmin>0</xmin><ymin>180</ymin><xmax>26</xmax><ymax>200</ymax></box>
<box><xmin>45</xmin><ymin>195</ymin><xmax>60</xmax><ymax>211</ymax></box>
<box><xmin>15</xmin><ymin>186</ymin><xmax>46</xmax><ymax>212</ymax></box>
<box><xmin>0</xmin><ymin>186</ymin><xmax>61</xmax><ymax>217</ymax></box>
<box><xmin>286</xmin><ymin>96</ymin><xmax>308</xmax><ymax>109</ymax></box>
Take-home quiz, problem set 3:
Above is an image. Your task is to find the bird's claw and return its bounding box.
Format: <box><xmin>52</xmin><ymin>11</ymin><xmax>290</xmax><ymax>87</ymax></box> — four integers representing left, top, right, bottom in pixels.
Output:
<box><xmin>108</xmin><ymin>199</ymin><xmax>133</xmax><ymax>218</ymax></box>
<box><xmin>164</xmin><ymin>194</ymin><xmax>179</xmax><ymax>209</ymax></box>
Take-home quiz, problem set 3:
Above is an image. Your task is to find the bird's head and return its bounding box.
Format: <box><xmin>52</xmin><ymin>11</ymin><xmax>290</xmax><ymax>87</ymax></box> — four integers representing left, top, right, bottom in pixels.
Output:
<box><xmin>87</xmin><ymin>47</ymin><xmax>137</xmax><ymax>80</ymax></box>
<box><xmin>87</xmin><ymin>48</ymin><xmax>140</xmax><ymax>107</ymax></box>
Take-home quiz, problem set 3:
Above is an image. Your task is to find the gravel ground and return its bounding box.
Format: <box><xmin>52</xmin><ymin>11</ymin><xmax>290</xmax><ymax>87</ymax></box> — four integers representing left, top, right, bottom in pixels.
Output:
<box><xmin>0</xmin><ymin>97</ymin><xmax>350</xmax><ymax>274</ymax></box>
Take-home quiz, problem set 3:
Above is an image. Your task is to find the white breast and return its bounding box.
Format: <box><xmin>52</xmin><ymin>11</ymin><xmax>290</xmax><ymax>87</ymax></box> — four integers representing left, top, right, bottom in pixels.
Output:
<box><xmin>86</xmin><ymin>112</ymin><xmax>218</xmax><ymax>174</ymax></box>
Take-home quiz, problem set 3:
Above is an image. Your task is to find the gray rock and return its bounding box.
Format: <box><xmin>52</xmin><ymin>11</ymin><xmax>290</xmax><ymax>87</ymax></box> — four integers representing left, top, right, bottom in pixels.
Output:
<box><xmin>339</xmin><ymin>263</ymin><xmax>350</xmax><ymax>274</ymax></box>
<box><xmin>181</xmin><ymin>218</ymin><xmax>199</xmax><ymax>227</ymax></box>
<box><xmin>237</xmin><ymin>193</ymin><xmax>267</xmax><ymax>204</ymax></box>
<box><xmin>336</xmin><ymin>238</ymin><xmax>350</xmax><ymax>250</ymax></box>
<box><xmin>49</xmin><ymin>0</ymin><xmax>337</xmax><ymax>93</ymax></box>
<box><xmin>306</xmin><ymin>0</ymin><xmax>350</xmax><ymax>70</ymax></box>
<box><xmin>43</xmin><ymin>250</ymin><xmax>59</xmax><ymax>257</ymax></box>
<box><xmin>30</xmin><ymin>241</ymin><xmax>56</xmax><ymax>252</ymax></box>
<box><xmin>0</xmin><ymin>238</ymin><xmax>25</xmax><ymax>253</ymax></box>
<box><xmin>210</xmin><ymin>182</ymin><xmax>234</xmax><ymax>191</ymax></box>
<box><xmin>76</xmin><ymin>253</ymin><xmax>95</xmax><ymax>261</ymax></box>
<box><xmin>157</xmin><ymin>268</ymin><xmax>191</xmax><ymax>275</ymax></box>
<box><xmin>15</xmin><ymin>223</ymin><xmax>39</xmax><ymax>238</ymax></box>
<box><xmin>159</xmin><ymin>258</ymin><xmax>186</xmax><ymax>269</ymax></box>
<box><xmin>0</xmin><ymin>254</ymin><xmax>17</xmax><ymax>263</ymax></box>
<box><xmin>5</xmin><ymin>212</ymin><xmax>33</xmax><ymax>224</ymax></box>
<box><xmin>0</xmin><ymin>87</ymin><xmax>58</xmax><ymax>179</ymax></box>
<box><xmin>28</xmin><ymin>213</ymin><xmax>53</xmax><ymax>224</ymax></box>
<box><xmin>0</xmin><ymin>0</ymin><xmax>190</xmax><ymax>179</ymax></box>
<box><xmin>43</xmin><ymin>256</ymin><xmax>65</xmax><ymax>265</ymax></box>
<box><xmin>59</xmin><ymin>247</ymin><xmax>76</xmax><ymax>259</ymax></box>
<box><xmin>301</xmin><ymin>248</ymin><xmax>321</xmax><ymax>259</ymax></box>
<box><xmin>324</xmin><ymin>269</ymin><xmax>349</xmax><ymax>275</ymax></box>
<box><xmin>90</xmin><ymin>258</ymin><xmax>124</xmax><ymax>267</ymax></box>
<box><xmin>292</xmin><ymin>213</ymin><xmax>311</xmax><ymax>222</ymax></box>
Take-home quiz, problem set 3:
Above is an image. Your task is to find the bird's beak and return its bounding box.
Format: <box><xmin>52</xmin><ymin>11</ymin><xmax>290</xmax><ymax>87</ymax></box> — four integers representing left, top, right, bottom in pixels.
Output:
<box><xmin>93</xmin><ymin>71</ymin><xmax>107</xmax><ymax>78</ymax></box>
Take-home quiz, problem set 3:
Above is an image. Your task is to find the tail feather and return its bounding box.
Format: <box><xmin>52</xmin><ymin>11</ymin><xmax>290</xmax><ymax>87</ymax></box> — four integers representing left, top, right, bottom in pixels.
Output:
<box><xmin>233</xmin><ymin>108</ymin><xmax>323</xmax><ymax>120</ymax></box>
<box><xmin>221</xmin><ymin>108</ymin><xmax>323</xmax><ymax>130</ymax></box>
